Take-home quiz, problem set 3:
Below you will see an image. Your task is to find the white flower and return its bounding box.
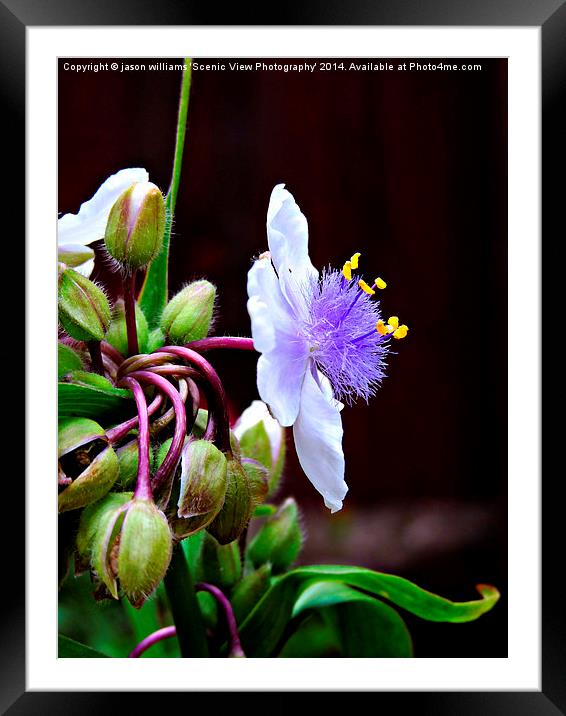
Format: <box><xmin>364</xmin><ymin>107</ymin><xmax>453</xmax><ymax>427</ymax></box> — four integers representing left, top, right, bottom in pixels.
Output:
<box><xmin>58</xmin><ymin>168</ymin><xmax>149</xmax><ymax>276</ymax></box>
<box><xmin>246</xmin><ymin>184</ymin><xmax>348</xmax><ymax>512</ymax></box>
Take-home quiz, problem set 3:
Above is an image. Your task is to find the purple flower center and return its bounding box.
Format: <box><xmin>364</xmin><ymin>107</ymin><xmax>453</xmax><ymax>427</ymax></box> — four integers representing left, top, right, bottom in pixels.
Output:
<box><xmin>301</xmin><ymin>268</ymin><xmax>389</xmax><ymax>403</ymax></box>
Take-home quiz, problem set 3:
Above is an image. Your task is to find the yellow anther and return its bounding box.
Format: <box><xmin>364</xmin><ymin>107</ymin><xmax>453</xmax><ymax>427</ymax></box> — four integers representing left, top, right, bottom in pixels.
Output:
<box><xmin>350</xmin><ymin>252</ymin><xmax>361</xmax><ymax>269</ymax></box>
<box><xmin>393</xmin><ymin>324</ymin><xmax>409</xmax><ymax>340</ymax></box>
<box><xmin>388</xmin><ymin>316</ymin><xmax>399</xmax><ymax>329</ymax></box>
<box><xmin>375</xmin><ymin>277</ymin><xmax>387</xmax><ymax>290</ymax></box>
<box><xmin>358</xmin><ymin>279</ymin><xmax>375</xmax><ymax>295</ymax></box>
<box><xmin>342</xmin><ymin>261</ymin><xmax>352</xmax><ymax>281</ymax></box>
<box><xmin>376</xmin><ymin>320</ymin><xmax>389</xmax><ymax>336</ymax></box>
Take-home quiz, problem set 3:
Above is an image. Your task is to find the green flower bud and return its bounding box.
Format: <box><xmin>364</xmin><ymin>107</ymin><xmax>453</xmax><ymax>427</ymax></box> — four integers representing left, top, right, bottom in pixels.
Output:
<box><xmin>58</xmin><ymin>266</ymin><xmax>111</xmax><ymax>342</ymax></box>
<box><xmin>76</xmin><ymin>491</ymin><xmax>132</xmax><ymax>574</ymax></box>
<box><xmin>58</xmin><ymin>418</ymin><xmax>119</xmax><ymax>512</ymax></box>
<box><xmin>178</xmin><ymin>440</ymin><xmax>227</xmax><ymax>518</ymax></box>
<box><xmin>118</xmin><ymin>499</ymin><xmax>173</xmax><ymax>607</ymax></box>
<box><xmin>91</xmin><ymin>497</ymin><xmax>172</xmax><ymax>607</ymax></box>
<box><xmin>231</xmin><ymin>563</ymin><xmax>272</xmax><ymax>624</ymax></box>
<box><xmin>116</xmin><ymin>440</ymin><xmax>141</xmax><ymax>490</ymax></box>
<box><xmin>233</xmin><ymin>401</ymin><xmax>286</xmax><ymax>496</ymax></box>
<box><xmin>241</xmin><ymin>458</ymin><xmax>269</xmax><ymax>507</ymax></box>
<box><xmin>207</xmin><ymin>457</ymin><xmax>253</xmax><ymax>545</ymax></box>
<box><xmin>104</xmin><ymin>182</ymin><xmax>166</xmax><ymax>270</ymax></box>
<box><xmin>247</xmin><ymin>498</ymin><xmax>303</xmax><ymax>573</ymax></box>
<box><xmin>160</xmin><ymin>280</ymin><xmax>216</xmax><ymax>344</ymax></box>
<box><xmin>197</xmin><ymin>532</ymin><xmax>241</xmax><ymax>590</ymax></box>
<box><xmin>58</xmin><ymin>343</ymin><xmax>84</xmax><ymax>380</ymax></box>
<box><xmin>105</xmin><ymin>299</ymin><xmax>149</xmax><ymax>355</ymax></box>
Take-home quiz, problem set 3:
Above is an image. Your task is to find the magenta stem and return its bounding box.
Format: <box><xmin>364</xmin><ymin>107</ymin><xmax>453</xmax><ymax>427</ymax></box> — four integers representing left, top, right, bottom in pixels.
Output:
<box><xmin>106</xmin><ymin>393</ymin><xmax>164</xmax><ymax>444</ymax></box>
<box><xmin>196</xmin><ymin>582</ymin><xmax>245</xmax><ymax>658</ymax></box>
<box><xmin>185</xmin><ymin>336</ymin><xmax>255</xmax><ymax>353</ymax></box>
<box><xmin>101</xmin><ymin>340</ymin><xmax>125</xmax><ymax>367</ymax></box>
<box><xmin>123</xmin><ymin>270</ymin><xmax>139</xmax><ymax>356</ymax></box>
<box><xmin>118</xmin><ymin>377</ymin><xmax>152</xmax><ymax>500</ymax></box>
<box><xmin>128</xmin><ymin>626</ymin><xmax>177</xmax><ymax>658</ymax></box>
<box><xmin>161</xmin><ymin>346</ymin><xmax>231</xmax><ymax>453</ymax></box>
<box><xmin>127</xmin><ymin>370</ymin><xmax>187</xmax><ymax>492</ymax></box>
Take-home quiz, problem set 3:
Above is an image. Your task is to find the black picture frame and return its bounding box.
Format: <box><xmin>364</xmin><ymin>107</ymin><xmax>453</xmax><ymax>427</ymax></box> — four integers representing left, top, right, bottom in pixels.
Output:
<box><xmin>8</xmin><ymin>0</ymin><xmax>556</xmax><ymax>712</ymax></box>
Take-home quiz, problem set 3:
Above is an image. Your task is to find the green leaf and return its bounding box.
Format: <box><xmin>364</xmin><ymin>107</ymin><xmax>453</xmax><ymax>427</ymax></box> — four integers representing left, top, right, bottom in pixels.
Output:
<box><xmin>139</xmin><ymin>60</ymin><xmax>192</xmax><ymax>328</ymax></box>
<box><xmin>278</xmin><ymin>611</ymin><xmax>340</xmax><ymax>657</ymax></box>
<box><xmin>58</xmin><ymin>343</ymin><xmax>84</xmax><ymax>379</ymax></box>
<box><xmin>239</xmin><ymin>565</ymin><xmax>500</xmax><ymax>657</ymax></box>
<box><xmin>292</xmin><ymin>581</ymin><xmax>413</xmax><ymax>657</ymax></box>
<box><xmin>239</xmin><ymin>422</ymin><xmax>272</xmax><ymax>470</ymax></box>
<box><xmin>58</xmin><ymin>381</ymin><xmax>132</xmax><ymax>420</ymax></box>
<box><xmin>58</xmin><ymin>634</ymin><xmax>109</xmax><ymax>658</ymax></box>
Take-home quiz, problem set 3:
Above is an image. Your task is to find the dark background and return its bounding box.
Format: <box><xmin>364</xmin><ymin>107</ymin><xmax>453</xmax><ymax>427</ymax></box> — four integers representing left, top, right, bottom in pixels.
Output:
<box><xmin>58</xmin><ymin>57</ymin><xmax>507</xmax><ymax>658</ymax></box>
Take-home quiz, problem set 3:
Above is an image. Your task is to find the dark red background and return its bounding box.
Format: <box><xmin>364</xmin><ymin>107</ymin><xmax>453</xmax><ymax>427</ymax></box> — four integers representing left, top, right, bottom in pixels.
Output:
<box><xmin>58</xmin><ymin>57</ymin><xmax>507</xmax><ymax>657</ymax></box>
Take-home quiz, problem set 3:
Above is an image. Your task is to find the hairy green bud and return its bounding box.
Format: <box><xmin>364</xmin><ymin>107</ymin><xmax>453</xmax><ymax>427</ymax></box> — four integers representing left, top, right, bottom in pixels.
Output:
<box><xmin>76</xmin><ymin>491</ymin><xmax>132</xmax><ymax>573</ymax></box>
<box><xmin>231</xmin><ymin>563</ymin><xmax>272</xmax><ymax>624</ymax></box>
<box><xmin>178</xmin><ymin>440</ymin><xmax>227</xmax><ymax>518</ymax></box>
<box><xmin>58</xmin><ymin>266</ymin><xmax>111</xmax><ymax>342</ymax></box>
<box><xmin>104</xmin><ymin>182</ymin><xmax>166</xmax><ymax>270</ymax></box>
<box><xmin>118</xmin><ymin>499</ymin><xmax>173</xmax><ymax>607</ymax></box>
<box><xmin>105</xmin><ymin>299</ymin><xmax>149</xmax><ymax>355</ymax></box>
<box><xmin>58</xmin><ymin>418</ymin><xmax>119</xmax><ymax>512</ymax></box>
<box><xmin>147</xmin><ymin>327</ymin><xmax>165</xmax><ymax>353</ymax></box>
<box><xmin>247</xmin><ymin>498</ymin><xmax>303</xmax><ymax>573</ymax></box>
<box><xmin>207</xmin><ymin>456</ymin><xmax>253</xmax><ymax>545</ymax></box>
<box><xmin>160</xmin><ymin>280</ymin><xmax>216</xmax><ymax>344</ymax></box>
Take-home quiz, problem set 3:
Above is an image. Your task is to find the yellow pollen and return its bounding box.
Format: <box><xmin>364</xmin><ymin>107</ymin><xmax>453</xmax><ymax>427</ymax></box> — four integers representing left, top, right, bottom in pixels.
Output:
<box><xmin>388</xmin><ymin>316</ymin><xmax>399</xmax><ymax>329</ymax></box>
<box><xmin>350</xmin><ymin>252</ymin><xmax>361</xmax><ymax>269</ymax></box>
<box><xmin>375</xmin><ymin>277</ymin><xmax>387</xmax><ymax>290</ymax></box>
<box><xmin>358</xmin><ymin>279</ymin><xmax>375</xmax><ymax>295</ymax></box>
<box><xmin>342</xmin><ymin>261</ymin><xmax>352</xmax><ymax>281</ymax></box>
<box><xmin>393</xmin><ymin>324</ymin><xmax>409</xmax><ymax>340</ymax></box>
<box><xmin>376</xmin><ymin>320</ymin><xmax>389</xmax><ymax>336</ymax></box>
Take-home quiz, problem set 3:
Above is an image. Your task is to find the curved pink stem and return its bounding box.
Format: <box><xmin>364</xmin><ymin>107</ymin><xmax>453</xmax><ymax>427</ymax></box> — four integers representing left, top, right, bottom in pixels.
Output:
<box><xmin>101</xmin><ymin>340</ymin><xmax>125</xmax><ymax>366</ymax></box>
<box><xmin>160</xmin><ymin>346</ymin><xmax>231</xmax><ymax>453</ymax></box>
<box><xmin>118</xmin><ymin>377</ymin><xmax>152</xmax><ymax>500</ymax></box>
<box><xmin>106</xmin><ymin>393</ymin><xmax>164</xmax><ymax>444</ymax></box>
<box><xmin>128</xmin><ymin>626</ymin><xmax>177</xmax><ymax>658</ymax></box>
<box><xmin>196</xmin><ymin>582</ymin><xmax>245</xmax><ymax>658</ymax></box>
<box><xmin>127</xmin><ymin>370</ymin><xmax>187</xmax><ymax>493</ymax></box>
<box><xmin>185</xmin><ymin>337</ymin><xmax>255</xmax><ymax>353</ymax></box>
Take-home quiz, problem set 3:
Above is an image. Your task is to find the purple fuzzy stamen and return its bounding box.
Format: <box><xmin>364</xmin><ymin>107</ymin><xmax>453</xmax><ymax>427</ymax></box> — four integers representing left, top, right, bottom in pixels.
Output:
<box><xmin>301</xmin><ymin>268</ymin><xmax>388</xmax><ymax>403</ymax></box>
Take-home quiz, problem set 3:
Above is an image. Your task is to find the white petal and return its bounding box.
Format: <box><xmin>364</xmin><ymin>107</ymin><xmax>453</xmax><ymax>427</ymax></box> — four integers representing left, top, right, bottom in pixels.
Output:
<box><xmin>267</xmin><ymin>184</ymin><xmax>319</xmax><ymax>284</ymax></box>
<box><xmin>247</xmin><ymin>256</ymin><xmax>296</xmax><ymax>354</ymax></box>
<box><xmin>256</xmin><ymin>341</ymin><xmax>309</xmax><ymax>427</ymax></box>
<box><xmin>58</xmin><ymin>168</ymin><xmax>149</xmax><ymax>247</ymax></box>
<box><xmin>293</xmin><ymin>364</ymin><xmax>347</xmax><ymax>512</ymax></box>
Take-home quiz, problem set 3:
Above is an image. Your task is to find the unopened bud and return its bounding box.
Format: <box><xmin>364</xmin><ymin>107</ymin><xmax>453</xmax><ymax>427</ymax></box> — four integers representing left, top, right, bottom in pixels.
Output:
<box><xmin>241</xmin><ymin>458</ymin><xmax>269</xmax><ymax>506</ymax></box>
<box><xmin>115</xmin><ymin>440</ymin><xmax>143</xmax><ymax>490</ymax></box>
<box><xmin>178</xmin><ymin>440</ymin><xmax>227</xmax><ymax>518</ymax></box>
<box><xmin>106</xmin><ymin>299</ymin><xmax>149</xmax><ymax>355</ymax></box>
<box><xmin>247</xmin><ymin>498</ymin><xmax>303</xmax><ymax>573</ymax></box>
<box><xmin>118</xmin><ymin>499</ymin><xmax>173</xmax><ymax>607</ymax></box>
<box><xmin>147</xmin><ymin>327</ymin><xmax>165</xmax><ymax>353</ymax></box>
<box><xmin>58</xmin><ymin>243</ymin><xmax>95</xmax><ymax>268</ymax></box>
<box><xmin>207</xmin><ymin>457</ymin><xmax>253</xmax><ymax>545</ymax></box>
<box><xmin>197</xmin><ymin>532</ymin><xmax>241</xmax><ymax>590</ymax></box>
<box><xmin>76</xmin><ymin>491</ymin><xmax>132</xmax><ymax>574</ymax></box>
<box><xmin>58</xmin><ymin>343</ymin><xmax>84</xmax><ymax>380</ymax></box>
<box><xmin>233</xmin><ymin>401</ymin><xmax>286</xmax><ymax>496</ymax></box>
<box><xmin>230</xmin><ymin>563</ymin><xmax>272</xmax><ymax>624</ymax></box>
<box><xmin>160</xmin><ymin>280</ymin><xmax>216</xmax><ymax>344</ymax></box>
<box><xmin>104</xmin><ymin>182</ymin><xmax>166</xmax><ymax>270</ymax></box>
<box><xmin>58</xmin><ymin>418</ymin><xmax>119</xmax><ymax>512</ymax></box>
<box><xmin>58</xmin><ymin>266</ymin><xmax>111</xmax><ymax>342</ymax></box>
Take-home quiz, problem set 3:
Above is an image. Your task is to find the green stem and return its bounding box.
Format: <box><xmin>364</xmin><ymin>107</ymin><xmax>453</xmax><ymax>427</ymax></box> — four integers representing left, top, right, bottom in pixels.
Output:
<box><xmin>139</xmin><ymin>58</ymin><xmax>192</xmax><ymax>328</ymax></box>
<box><xmin>164</xmin><ymin>543</ymin><xmax>209</xmax><ymax>657</ymax></box>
